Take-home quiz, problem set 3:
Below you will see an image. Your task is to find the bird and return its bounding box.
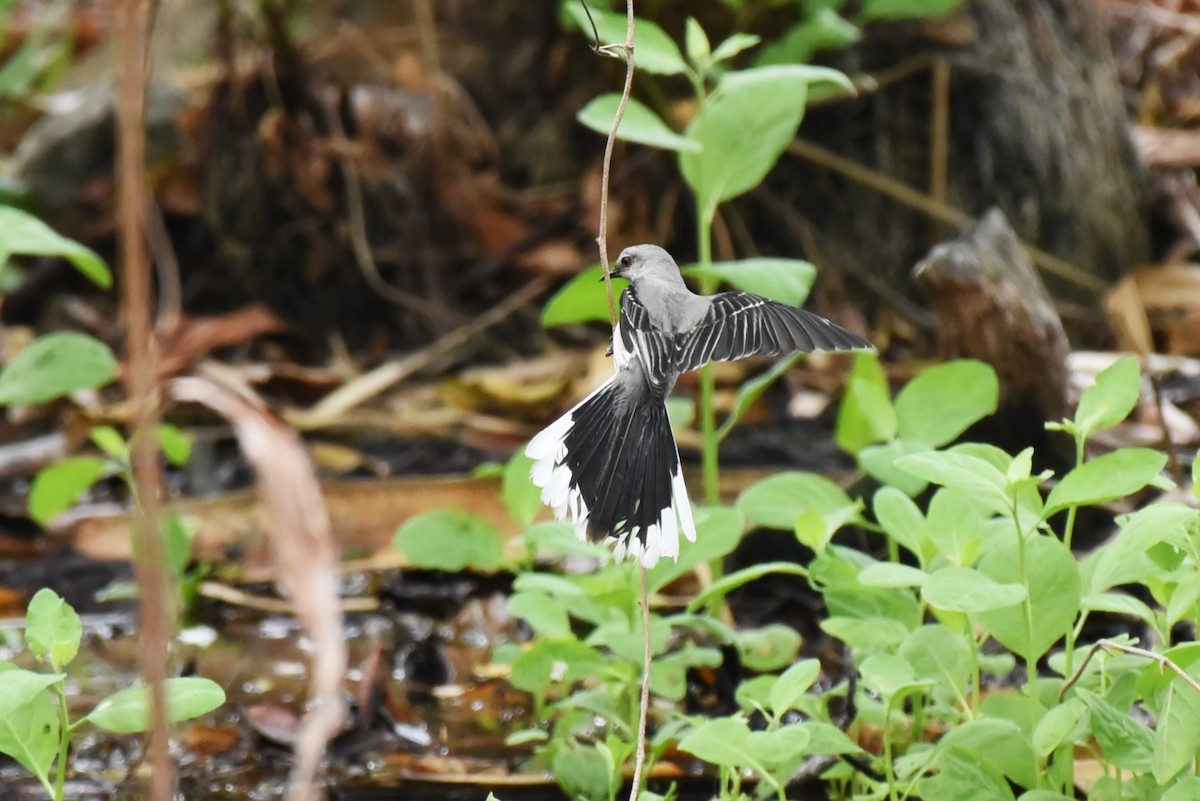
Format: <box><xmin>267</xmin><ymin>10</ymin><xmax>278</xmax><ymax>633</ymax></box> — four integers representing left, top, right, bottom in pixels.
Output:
<box><xmin>526</xmin><ymin>244</ymin><xmax>872</xmax><ymax>567</ymax></box>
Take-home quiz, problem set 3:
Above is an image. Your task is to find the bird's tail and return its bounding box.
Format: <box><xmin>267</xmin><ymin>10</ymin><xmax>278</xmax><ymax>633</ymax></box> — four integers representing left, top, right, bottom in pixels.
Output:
<box><xmin>526</xmin><ymin>379</ymin><xmax>696</xmax><ymax>567</ymax></box>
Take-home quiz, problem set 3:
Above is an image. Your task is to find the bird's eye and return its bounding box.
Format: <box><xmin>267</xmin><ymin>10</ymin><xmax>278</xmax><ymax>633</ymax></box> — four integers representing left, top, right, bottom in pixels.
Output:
<box><xmin>619</xmin><ymin>255</ymin><xmax>632</xmax><ymax>268</ymax></box>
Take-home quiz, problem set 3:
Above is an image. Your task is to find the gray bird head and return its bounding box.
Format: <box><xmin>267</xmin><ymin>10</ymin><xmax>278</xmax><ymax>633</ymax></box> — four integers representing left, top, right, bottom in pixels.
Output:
<box><xmin>610</xmin><ymin>244</ymin><xmax>684</xmax><ymax>285</ymax></box>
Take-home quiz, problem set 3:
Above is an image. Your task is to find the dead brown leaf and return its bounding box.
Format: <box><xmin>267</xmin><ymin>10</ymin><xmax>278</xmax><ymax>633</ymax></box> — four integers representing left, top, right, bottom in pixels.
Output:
<box><xmin>169</xmin><ymin>375</ymin><xmax>345</xmax><ymax>801</ymax></box>
<box><xmin>156</xmin><ymin>305</ymin><xmax>288</xmax><ymax>379</ymax></box>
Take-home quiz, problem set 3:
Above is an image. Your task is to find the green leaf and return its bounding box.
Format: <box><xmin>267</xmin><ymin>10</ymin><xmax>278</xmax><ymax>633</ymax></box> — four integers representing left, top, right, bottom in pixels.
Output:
<box><xmin>894</xmin><ymin>450</ymin><xmax>1009</xmax><ymax>513</ymax></box>
<box><xmin>770</xmin><ymin>658</ymin><xmax>822</xmax><ymax>716</ymax></box>
<box><xmin>757</xmin><ymin>9</ymin><xmax>860</xmax><ymax>66</ymax></box>
<box><xmin>688</xmin><ymin>561</ymin><xmax>808</xmax><ymax>612</ymax></box>
<box><xmin>541</xmin><ymin>264</ymin><xmax>624</xmax><ymax>327</ymax></box>
<box><xmin>861</xmin><ymin>0</ymin><xmax>966</xmax><ymax>23</ymax></box>
<box><xmin>820</xmin><ymin>615</ymin><xmax>909</xmax><ymax>651</ymax></box>
<box><xmin>0</xmin><ymin>684</ymin><xmax>59</xmax><ymax>786</ymax></box>
<box><xmin>680</xmin><ymin>66</ymin><xmax>851</xmax><ymax>219</ymax></box>
<box><xmin>507</xmin><ymin>591</ymin><xmax>572</xmax><ymax>640</ymax></box>
<box><xmin>502</xmin><ymin>450</ymin><xmax>541</xmax><ymax>526</ymax></box>
<box><xmin>393</xmin><ymin>510</ymin><xmax>505</xmax><ymax>571</ymax></box>
<box><xmin>156</xmin><ymin>424</ymin><xmax>191</xmax><ymax>467</ymax></box>
<box><xmin>682</xmin><ymin>258</ymin><xmax>815</xmax><ymax>306</ymax></box>
<box><xmin>920</xmin><ymin>746</ymin><xmax>1017</xmax><ymax>801</ymax></box>
<box><xmin>858</xmin><ymin>652</ymin><xmax>921</xmax><ymax>702</ymax></box>
<box><xmin>0</xmin><ymin>669</ymin><xmax>64</xmax><ymax>715</ymax></box>
<box><xmin>737</xmin><ymin>624</ymin><xmax>802</xmax><ymax>672</ymax></box>
<box><xmin>860</xmin><ymin>440</ymin><xmax>930</xmax><ymax>497</ymax></box>
<box><xmin>924</xmin><ymin>487</ymin><xmax>983</xmax><ymax>566</ymax></box>
<box><xmin>737</xmin><ymin>471</ymin><xmax>858</xmax><ymax>530</ymax></box>
<box><xmin>872</xmin><ymin>486</ymin><xmax>928</xmax><ymax>558</ymax></box>
<box><xmin>1077</xmin><ymin>689</ymin><xmax>1154</xmax><ymax>772</ymax></box>
<box><xmin>684</xmin><ymin>17</ymin><xmax>710</xmax><ymax>66</ymax></box>
<box><xmin>1044</xmin><ymin>448</ymin><xmax>1167</xmax><ymax>517</ymax></box>
<box><xmin>712</xmin><ymin>33</ymin><xmax>760</xmax><ymax>63</ymax></box>
<box><xmin>894</xmin><ymin>359</ymin><xmax>998</xmax><ymax>447</ymax></box>
<box><xmin>88</xmin><ymin>677</ymin><xmax>225</xmax><ymax>734</ymax></box>
<box><xmin>801</xmin><ymin>720</ymin><xmax>864</xmax><ymax>755</ymax></box>
<box><xmin>577</xmin><ymin>94</ymin><xmax>700</xmax><ymax>152</ymax></box>
<box><xmin>746</xmin><ymin>723</ymin><xmax>812</xmax><ymax>766</ymax></box>
<box><xmin>717</xmin><ymin>353</ymin><xmax>802</xmax><ymax>442</ymax></box>
<box><xmin>163</xmin><ymin>513</ymin><xmax>197</xmax><ymax>578</ymax></box>
<box><xmin>1088</xmin><ymin>504</ymin><xmax>1199</xmax><ymax>593</ymax></box>
<box><xmin>28</xmin><ymin>456</ymin><xmax>108</xmax><ymax>526</ymax></box>
<box><xmin>1152</xmin><ymin>670</ymin><xmax>1200</xmax><ymax>784</ymax></box>
<box><xmin>1031</xmin><ymin>697</ymin><xmax>1085</xmax><ymax>757</ymax></box>
<box><xmin>1162</xmin><ymin>777</ymin><xmax>1200</xmax><ymax>801</ymax></box>
<box><xmin>836</xmin><ymin>352</ymin><xmax>896</xmax><ymax>454</ymax></box>
<box><xmin>0</xmin><ymin>205</ymin><xmax>111</xmax><ymax>287</ymax></box>
<box><xmin>898</xmin><ymin>624</ymin><xmax>972</xmax><ymax>699</ymax></box>
<box><xmin>976</xmin><ymin>536</ymin><xmax>1080</xmax><ymax>662</ymax></box>
<box><xmin>25</xmin><ymin>588</ymin><xmax>81</xmax><ymax>670</ymax></box>
<box><xmin>859</xmin><ymin>562</ymin><xmax>927</xmax><ymax>588</ymax></box>
<box><xmin>679</xmin><ymin>716</ymin><xmax>761</xmax><ymax>770</ymax></box>
<box><xmin>89</xmin><ymin>425</ymin><xmax>127</xmax><ymax>460</ymax></box>
<box><xmin>921</xmin><ymin>567</ymin><xmax>1026</xmax><ymax>613</ymax></box>
<box><xmin>939</xmin><ymin>719</ymin><xmax>1037</xmax><ymax>790</ymax></box>
<box><xmin>647</xmin><ymin>506</ymin><xmax>744</xmax><ymax>593</ymax></box>
<box><xmin>0</xmin><ymin>332</ymin><xmax>117</xmax><ymax>406</ymax></box>
<box><xmin>509</xmin><ymin>639</ymin><xmax>604</xmax><ymax>694</ymax></box>
<box><xmin>1074</xmin><ymin>356</ymin><xmax>1140</xmax><ymax>438</ymax></box>
<box><xmin>553</xmin><ymin>742</ymin><xmax>616</xmax><ymax>801</ymax></box>
<box><xmin>562</xmin><ymin>5</ymin><xmax>687</xmax><ymax>75</ymax></box>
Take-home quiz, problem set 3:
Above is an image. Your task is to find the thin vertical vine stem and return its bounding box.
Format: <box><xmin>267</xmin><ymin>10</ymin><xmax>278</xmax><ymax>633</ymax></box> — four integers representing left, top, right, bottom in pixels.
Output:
<box><xmin>629</xmin><ymin>566</ymin><xmax>652</xmax><ymax>801</ymax></box>
<box><xmin>595</xmin><ymin>0</ymin><xmax>636</xmax><ymax>329</ymax></box>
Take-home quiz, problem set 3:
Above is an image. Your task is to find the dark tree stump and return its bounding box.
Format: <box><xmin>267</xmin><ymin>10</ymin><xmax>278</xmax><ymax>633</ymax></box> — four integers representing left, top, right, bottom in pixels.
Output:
<box><xmin>914</xmin><ymin>208</ymin><xmax>1071</xmax><ymax>460</ymax></box>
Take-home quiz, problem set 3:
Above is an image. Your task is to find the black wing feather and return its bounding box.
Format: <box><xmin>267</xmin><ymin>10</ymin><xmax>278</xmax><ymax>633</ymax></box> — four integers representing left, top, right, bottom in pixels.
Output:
<box><xmin>675</xmin><ymin>291</ymin><xmax>869</xmax><ymax>373</ymax></box>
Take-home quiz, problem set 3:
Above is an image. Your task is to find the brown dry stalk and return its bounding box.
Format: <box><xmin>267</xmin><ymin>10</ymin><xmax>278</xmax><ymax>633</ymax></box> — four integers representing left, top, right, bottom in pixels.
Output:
<box><xmin>117</xmin><ymin>1</ymin><xmax>173</xmax><ymax>799</ymax></box>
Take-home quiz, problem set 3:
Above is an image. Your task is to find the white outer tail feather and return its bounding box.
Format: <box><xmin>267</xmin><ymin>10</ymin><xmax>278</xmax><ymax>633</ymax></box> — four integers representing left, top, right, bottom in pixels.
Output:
<box><xmin>525</xmin><ymin>378</ymin><xmax>696</xmax><ymax>568</ymax></box>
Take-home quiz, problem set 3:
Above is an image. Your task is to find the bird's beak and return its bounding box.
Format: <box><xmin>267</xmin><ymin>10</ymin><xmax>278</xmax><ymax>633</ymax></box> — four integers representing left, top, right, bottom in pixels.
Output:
<box><xmin>603</xmin><ymin>265</ymin><xmax>622</xmax><ymax>282</ymax></box>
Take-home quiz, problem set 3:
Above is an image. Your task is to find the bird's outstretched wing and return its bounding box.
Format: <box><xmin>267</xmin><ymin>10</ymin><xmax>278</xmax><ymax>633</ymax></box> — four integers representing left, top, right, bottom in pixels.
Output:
<box><xmin>617</xmin><ymin>288</ymin><xmax>680</xmax><ymax>396</ymax></box>
<box><xmin>674</xmin><ymin>291</ymin><xmax>871</xmax><ymax>373</ymax></box>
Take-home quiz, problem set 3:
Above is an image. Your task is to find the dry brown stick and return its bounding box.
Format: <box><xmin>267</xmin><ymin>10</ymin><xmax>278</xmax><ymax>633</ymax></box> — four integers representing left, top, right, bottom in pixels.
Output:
<box><xmin>289</xmin><ymin>275</ymin><xmax>553</xmax><ymax>429</ymax></box>
<box><xmin>632</xmin><ymin>565</ymin><xmax>652</xmax><ymax>801</ymax></box>
<box><xmin>928</xmin><ymin>57</ymin><xmax>950</xmax><ymax>245</ymax></box>
<box><xmin>117</xmin><ymin>1</ymin><xmax>172</xmax><ymax>799</ymax></box>
<box><xmin>785</xmin><ymin>138</ymin><xmax>1109</xmax><ymax>295</ymax></box>
<box><xmin>1060</xmin><ymin>638</ymin><xmax>1200</xmax><ymax>700</ymax></box>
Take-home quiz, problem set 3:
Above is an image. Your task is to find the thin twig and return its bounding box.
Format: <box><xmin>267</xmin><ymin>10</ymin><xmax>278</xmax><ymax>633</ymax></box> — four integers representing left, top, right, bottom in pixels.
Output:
<box><xmin>289</xmin><ymin>275</ymin><xmax>553</xmax><ymax>429</ymax></box>
<box><xmin>595</xmin><ymin>0</ymin><xmax>637</xmax><ymax>329</ymax></box>
<box><xmin>629</xmin><ymin>565</ymin><xmax>652</xmax><ymax>801</ymax></box>
<box><xmin>117</xmin><ymin>1</ymin><xmax>173</xmax><ymax>799</ymax></box>
<box><xmin>1060</xmin><ymin>639</ymin><xmax>1200</xmax><ymax>700</ymax></box>
<box><xmin>785</xmin><ymin>138</ymin><xmax>1108</xmax><ymax>295</ymax></box>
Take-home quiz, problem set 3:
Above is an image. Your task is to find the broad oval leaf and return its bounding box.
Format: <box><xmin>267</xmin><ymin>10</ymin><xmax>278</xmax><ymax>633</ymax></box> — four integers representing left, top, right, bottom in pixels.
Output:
<box><xmin>976</xmin><ymin>536</ymin><xmax>1080</xmax><ymax>661</ymax></box>
<box><xmin>680</xmin><ymin>66</ymin><xmax>850</xmax><ymax>218</ymax></box>
<box><xmin>682</xmin><ymin>258</ymin><xmax>815</xmax><ymax>306</ymax></box>
<box><xmin>25</xmin><ymin>588</ymin><xmax>82</xmax><ymax>670</ymax></box>
<box><xmin>502</xmin><ymin>449</ymin><xmax>541</xmax><ymax>526</ymax></box>
<box><xmin>393</xmin><ymin>509</ymin><xmax>505</xmax><ymax>571</ymax></box>
<box><xmin>770</xmin><ymin>658</ymin><xmax>822</xmax><ymax>716</ymax></box>
<box><xmin>894</xmin><ymin>359</ymin><xmax>998</xmax><ymax>447</ymax></box>
<box><xmin>922</xmin><ymin>567</ymin><xmax>1026</xmax><ymax>613</ymax></box>
<box><xmin>737</xmin><ymin>471</ymin><xmax>857</xmax><ymax>530</ymax></box>
<box><xmin>577</xmin><ymin>94</ymin><xmax>700</xmax><ymax>152</ymax></box>
<box><xmin>872</xmin><ymin>486</ymin><xmax>928</xmax><ymax>558</ymax></box>
<box><xmin>88</xmin><ymin>677</ymin><xmax>225</xmax><ymax>734</ymax></box>
<box><xmin>541</xmin><ymin>264</ymin><xmax>624</xmax><ymax>327</ymax></box>
<box><xmin>1045</xmin><ymin>448</ymin><xmax>1167</xmax><ymax>517</ymax></box>
<box><xmin>678</xmin><ymin>716</ymin><xmax>754</xmax><ymax>768</ymax></box>
<box><xmin>1074</xmin><ymin>356</ymin><xmax>1140</xmax><ymax>437</ymax></box>
<box><xmin>28</xmin><ymin>456</ymin><xmax>109</xmax><ymax>527</ymax></box>
<box><xmin>900</xmin><ymin>625</ymin><xmax>972</xmax><ymax>699</ymax></box>
<box><xmin>0</xmin><ymin>332</ymin><xmax>117</xmax><ymax>406</ymax></box>
<box><xmin>562</xmin><ymin>5</ymin><xmax>687</xmax><ymax>75</ymax></box>
<box><xmin>836</xmin><ymin>352</ymin><xmax>897</xmax><ymax>454</ymax></box>
<box><xmin>0</xmin><ymin>685</ymin><xmax>59</xmax><ymax>783</ymax></box>
<box><xmin>746</xmin><ymin>724</ymin><xmax>812</xmax><ymax>766</ymax></box>
<box><xmin>894</xmin><ymin>450</ymin><xmax>1009</xmax><ymax>512</ymax></box>
<box><xmin>0</xmin><ymin>205</ymin><xmax>111</xmax><ymax>287</ymax></box>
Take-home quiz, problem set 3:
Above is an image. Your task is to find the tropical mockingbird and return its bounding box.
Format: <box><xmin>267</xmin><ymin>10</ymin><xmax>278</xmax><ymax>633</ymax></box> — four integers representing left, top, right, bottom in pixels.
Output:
<box><xmin>527</xmin><ymin>244</ymin><xmax>872</xmax><ymax>567</ymax></box>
